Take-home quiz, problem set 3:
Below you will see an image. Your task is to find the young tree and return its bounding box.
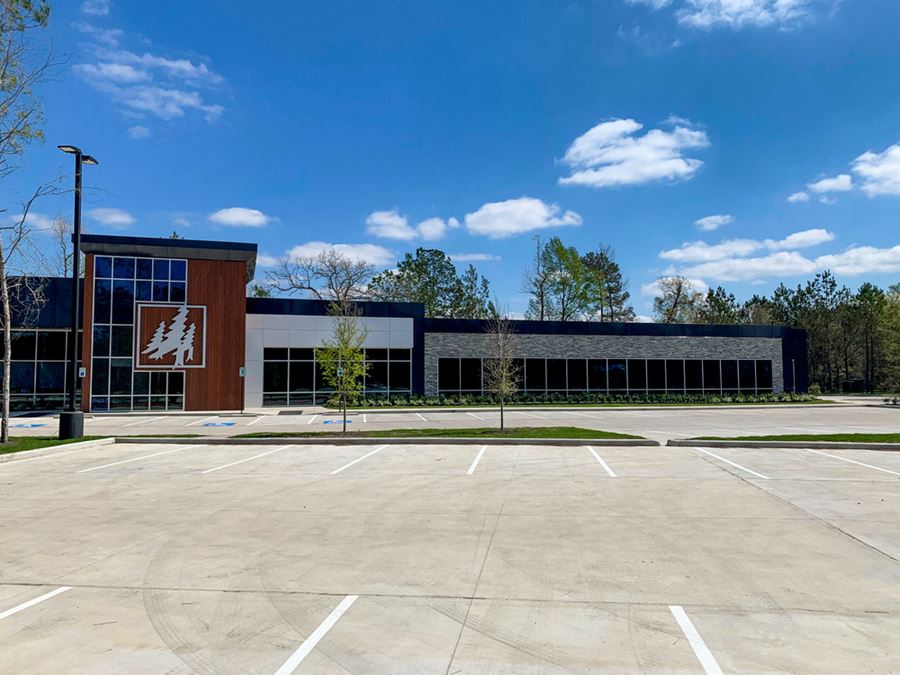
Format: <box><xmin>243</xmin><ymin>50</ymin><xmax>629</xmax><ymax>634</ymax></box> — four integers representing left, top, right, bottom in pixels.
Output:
<box><xmin>522</xmin><ymin>235</ymin><xmax>551</xmax><ymax>321</ymax></box>
<box><xmin>368</xmin><ymin>248</ymin><xmax>494</xmax><ymax>318</ymax></box>
<box><xmin>692</xmin><ymin>286</ymin><xmax>742</xmax><ymax>324</ymax></box>
<box><xmin>268</xmin><ymin>248</ymin><xmax>374</xmax><ymax>302</ymax></box>
<box><xmin>652</xmin><ymin>275</ymin><xmax>702</xmax><ymax>323</ymax></box>
<box><xmin>524</xmin><ymin>237</ymin><xmax>600</xmax><ymax>321</ymax></box>
<box><xmin>482</xmin><ymin>314</ymin><xmax>519</xmax><ymax>431</ymax></box>
<box><xmin>582</xmin><ymin>244</ymin><xmax>634</xmax><ymax>322</ymax></box>
<box><xmin>742</xmin><ymin>294</ymin><xmax>777</xmax><ymax>325</ymax></box>
<box><xmin>247</xmin><ymin>283</ymin><xmax>272</xmax><ymax>298</ymax></box>
<box><xmin>315</xmin><ymin>300</ymin><xmax>369</xmax><ymax>433</ymax></box>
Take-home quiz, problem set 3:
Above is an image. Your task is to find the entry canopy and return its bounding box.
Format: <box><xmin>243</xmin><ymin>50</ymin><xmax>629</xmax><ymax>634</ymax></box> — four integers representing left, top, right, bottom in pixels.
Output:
<box><xmin>79</xmin><ymin>234</ymin><xmax>258</xmax><ymax>282</ymax></box>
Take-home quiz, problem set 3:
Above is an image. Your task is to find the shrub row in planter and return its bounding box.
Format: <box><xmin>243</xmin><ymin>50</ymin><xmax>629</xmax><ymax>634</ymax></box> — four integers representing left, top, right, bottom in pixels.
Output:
<box><xmin>330</xmin><ymin>391</ymin><xmax>819</xmax><ymax>408</ymax></box>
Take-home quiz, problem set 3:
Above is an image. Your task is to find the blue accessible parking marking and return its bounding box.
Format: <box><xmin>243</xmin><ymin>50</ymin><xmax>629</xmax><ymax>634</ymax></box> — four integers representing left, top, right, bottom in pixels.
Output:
<box><xmin>323</xmin><ymin>419</ymin><xmax>352</xmax><ymax>424</ymax></box>
<box><xmin>12</xmin><ymin>423</ymin><xmax>47</xmax><ymax>428</ymax></box>
<box><xmin>203</xmin><ymin>422</ymin><xmax>236</xmax><ymax>427</ymax></box>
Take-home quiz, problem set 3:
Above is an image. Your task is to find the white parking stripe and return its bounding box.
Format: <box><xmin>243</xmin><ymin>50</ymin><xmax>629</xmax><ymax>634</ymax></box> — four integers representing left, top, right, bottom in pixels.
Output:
<box><xmin>669</xmin><ymin>606</ymin><xmax>724</xmax><ymax>675</ymax></box>
<box><xmin>306</xmin><ymin>414</ymin><xmax>318</xmax><ymax>425</ymax></box>
<box><xmin>273</xmin><ymin>595</ymin><xmax>358</xmax><ymax>675</ymax></box>
<box><xmin>466</xmin><ymin>412</ymin><xmax>486</xmax><ymax>422</ymax></box>
<box><xmin>362</xmin><ymin>414</ymin><xmax>367</xmax><ymax>423</ymax></box>
<box><xmin>78</xmin><ymin>445</ymin><xmax>198</xmax><ymax>473</ymax></box>
<box><xmin>246</xmin><ymin>415</ymin><xmax>265</xmax><ymax>426</ymax></box>
<box><xmin>330</xmin><ymin>445</ymin><xmax>389</xmax><ymax>475</ymax></box>
<box><xmin>122</xmin><ymin>417</ymin><xmax>154</xmax><ymax>428</ymax></box>
<box><xmin>807</xmin><ymin>449</ymin><xmax>900</xmax><ymax>477</ymax></box>
<box><xmin>587</xmin><ymin>446</ymin><xmax>617</xmax><ymax>477</ymax></box>
<box><xmin>467</xmin><ymin>445</ymin><xmax>487</xmax><ymax>475</ymax></box>
<box><xmin>0</xmin><ymin>587</ymin><xmax>71</xmax><ymax>620</ymax></box>
<box><xmin>515</xmin><ymin>410</ymin><xmax>547</xmax><ymax>419</ymax></box>
<box><xmin>694</xmin><ymin>447</ymin><xmax>770</xmax><ymax>480</ymax></box>
<box><xmin>186</xmin><ymin>416</ymin><xmax>216</xmax><ymax>427</ymax></box>
<box><xmin>202</xmin><ymin>445</ymin><xmax>293</xmax><ymax>474</ymax></box>
<box><xmin>415</xmin><ymin>412</ymin><xmax>427</xmax><ymax>422</ymax></box>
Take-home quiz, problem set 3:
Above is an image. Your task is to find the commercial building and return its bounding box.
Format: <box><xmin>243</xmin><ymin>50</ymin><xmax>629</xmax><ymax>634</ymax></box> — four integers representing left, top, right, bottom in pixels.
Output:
<box><xmin>7</xmin><ymin>234</ymin><xmax>808</xmax><ymax>412</ymax></box>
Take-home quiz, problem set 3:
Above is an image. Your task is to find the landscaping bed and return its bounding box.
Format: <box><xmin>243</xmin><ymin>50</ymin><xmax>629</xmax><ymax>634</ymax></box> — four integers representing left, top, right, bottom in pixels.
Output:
<box><xmin>235</xmin><ymin>426</ymin><xmax>642</xmax><ymax>440</ymax></box>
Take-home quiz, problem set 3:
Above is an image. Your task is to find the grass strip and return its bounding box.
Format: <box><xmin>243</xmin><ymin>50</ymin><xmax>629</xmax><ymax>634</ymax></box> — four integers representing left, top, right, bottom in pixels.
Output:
<box><xmin>0</xmin><ymin>436</ymin><xmax>106</xmax><ymax>456</ymax></box>
<box><xmin>235</xmin><ymin>426</ymin><xmax>642</xmax><ymax>440</ymax></box>
<box><xmin>338</xmin><ymin>400</ymin><xmax>828</xmax><ymax>410</ymax></box>
<box><xmin>694</xmin><ymin>433</ymin><xmax>900</xmax><ymax>443</ymax></box>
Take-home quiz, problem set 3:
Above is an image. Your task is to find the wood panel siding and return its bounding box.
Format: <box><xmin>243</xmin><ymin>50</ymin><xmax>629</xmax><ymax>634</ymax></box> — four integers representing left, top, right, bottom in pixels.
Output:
<box><xmin>185</xmin><ymin>259</ymin><xmax>246</xmax><ymax>410</ymax></box>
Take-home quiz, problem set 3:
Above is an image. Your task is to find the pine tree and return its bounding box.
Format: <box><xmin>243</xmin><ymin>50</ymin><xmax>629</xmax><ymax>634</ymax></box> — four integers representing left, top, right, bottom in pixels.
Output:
<box><xmin>582</xmin><ymin>245</ymin><xmax>634</xmax><ymax>322</ymax></box>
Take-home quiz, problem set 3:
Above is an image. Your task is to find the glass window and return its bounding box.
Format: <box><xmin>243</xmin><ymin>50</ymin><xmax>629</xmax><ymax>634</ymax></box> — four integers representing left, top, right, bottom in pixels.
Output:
<box><xmin>133</xmin><ymin>371</ymin><xmax>149</xmax><ymax>395</ymax></box>
<box><xmin>756</xmin><ymin>360</ymin><xmax>773</xmax><ymax>391</ymax></box>
<box><xmin>91</xmin><ymin>359</ymin><xmax>109</xmax><ymax>395</ymax></box>
<box><xmin>168</xmin><ymin>372</ymin><xmax>184</xmax><ymax>395</ymax></box>
<box><xmin>567</xmin><ymin>360</ymin><xmax>587</xmax><ymax>391</ymax></box>
<box><xmin>152</xmin><ymin>281</ymin><xmax>169</xmax><ymax>302</ymax></box>
<box><xmin>547</xmin><ymin>359</ymin><xmax>567</xmax><ymax>390</ymax></box>
<box><xmin>37</xmin><ymin>331</ymin><xmax>67</xmax><ymax>360</ymax></box>
<box><xmin>153</xmin><ymin>259</ymin><xmax>170</xmax><ymax>280</ymax></box>
<box><xmin>132</xmin><ymin>396</ymin><xmax>149</xmax><ymax>410</ymax></box>
<box><xmin>290</xmin><ymin>348</ymin><xmax>314</xmax><ymax>360</ymax></box>
<box><xmin>438</xmin><ymin>358</ymin><xmax>459</xmax><ymax>391</ymax></box>
<box><xmin>111</xmin><ymin>326</ymin><xmax>133</xmax><ymax>357</ymax></box>
<box><xmin>739</xmin><ymin>360</ymin><xmax>756</xmax><ymax>392</ymax></box>
<box><xmin>366</xmin><ymin>361</ymin><xmax>389</xmax><ymax>391</ymax></box>
<box><xmin>110</xmin><ymin>358</ymin><xmax>132</xmax><ymax>395</ymax></box>
<box><xmin>289</xmin><ymin>361</ymin><xmax>314</xmax><ymax>392</ymax></box>
<box><xmin>703</xmin><ymin>361</ymin><xmax>721</xmax><ymax>391</ymax></box>
<box><xmin>113</xmin><ymin>257</ymin><xmax>135</xmax><ymax>279</ymax></box>
<box><xmin>93</xmin><ymin>279</ymin><xmax>112</xmax><ymax>324</ymax></box>
<box><xmin>150</xmin><ymin>395</ymin><xmax>167</xmax><ymax>411</ymax></box>
<box><xmin>389</xmin><ymin>349</ymin><xmax>411</xmax><ymax>360</ymax></box>
<box><xmin>95</xmin><ymin>256</ymin><xmax>112</xmax><ymax>278</ymax></box>
<box><xmin>37</xmin><ymin>362</ymin><xmax>65</xmax><ymax>393</ymax></box>
<box><xmin>647</xmin><ymin>359</ymin><xmax>665</xmax><ymax>390</ymax></box>
<box><xmin>151</xmin><ymin>372</ymin><xmax>167</xmax><ymax>395</ymax></box>
<box><xmin>10</xmin><ymin>362</ymin><xmax>34</xmax><ymax>393</ymax></box>
<box><xmin>263</xmin><ymin>393</ymin><xmax>287</xmax><ymax>406</ymax></box>
<box><xmin>685</xmin><ymin>360</ymin><xmax>703</xmax><ymax>391</ymax></box>
<box><xmin>169</xmin><ymin>282</ymin><xmax>186</xmax><ymax>304</ymax></box>
<box><xmin>93</xmin><ymin>325</ymin><xmax>110</xmax><ymax>357</ymax></box>
<box><xmin>112</xmin><ymin>279</ymin><xmax>135</xmax><ymax>324</ymax></box>
<box><xmin>264</xmin><ymin>348</ymin><xmax>289</xmax><ymax>361</ymax></box>
<box><xmin>135</xmin><ymin>280</ymin><xmax>151</xmax><ymax>302</ymax></box>
<box><xmin>513</xmin><ymin>358</ymin><xmax>525</xmax><ymax>390</ymax></box>
<box><xmin>11</xmin><ymin>331</ymin><xmax>36</xmax><ymax>360</ymax></box>
<box><xmin>588</xmin><ymin>359</ymin><xmax>607</xmax><ymax>391</ymax></box>
<box><xmin>170</xmin><ymin>259</ymin><xmax>187</xmax><ymax>281</ymax></box>
<box><xmin>608</xmin><ymin>359</ymin><xmax>627</xmax><ymax>390</ymax></box>
<box><xmin>525</xmin><ymin>358</ymin><xmax>545</xmax><ymax>391</ymax></box>
<box><xmin>366</xmin><ymin>348</ymin><xmax>388</xmax><ymax>361</ymax></box>
<box><xmin>460</xmin><ymin>358</ymin><xmax>482</xmax><ymax>391</ymax></box>
<box><xmin>263</xmin><ymin>362</ymin><xmax>288</xmax><ymax>392</ymax></box>
<box><xmin>627</xmin><ymin>359</ymin><xmax>646</xmax><ymax>392</ymax></box>
<box><xmin>110</xmin><ymin>396</ymin><xmax>132</xmax><ymax>411</ymax></box>
<box><xmin>136</xmin><ymin>258</ymin><xmax>153</xmax><ymax>279</ymax></box>
<box><xmin>722</xmin><ymin>360</ymin><xmax>739</xmax><ymax>391</ymax></box>
<box><xmin>666</xmin><ymin>360</ymin><xmax>684</xmax><ymax>391</ymax></box>
<box><xmin>92</xmin><ymin>396</ymin><xmax>110</xmax><ymax>411</ymax></box>
<box><xmin>389</xmin><ymin>361</ymin><xmax>411</xmax><ymax>391</ymax></box>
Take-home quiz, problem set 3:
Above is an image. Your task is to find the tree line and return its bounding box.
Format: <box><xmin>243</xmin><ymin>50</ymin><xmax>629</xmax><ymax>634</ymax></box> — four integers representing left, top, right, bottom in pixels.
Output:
<box><xmin>652</xmin><ymin>272</ymin><xmax>900</xmax><ymax>393</ymax></box>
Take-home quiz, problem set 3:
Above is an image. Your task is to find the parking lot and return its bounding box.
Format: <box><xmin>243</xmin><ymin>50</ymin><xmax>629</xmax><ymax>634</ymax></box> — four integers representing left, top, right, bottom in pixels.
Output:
<box><xmin>6</xmin><ymin>401</ymin><xmax>899</xmax><ymax>443</ymax></box>
<box><xmin>2</xmin><ymin>439</ymin><xmax>900</xmax><ymax>673</ymax></box>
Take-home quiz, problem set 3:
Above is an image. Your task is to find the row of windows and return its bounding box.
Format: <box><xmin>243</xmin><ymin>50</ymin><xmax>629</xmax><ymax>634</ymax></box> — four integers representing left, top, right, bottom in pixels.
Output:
<box><xmin>6</xmin><ymin>330</ymin><xmax>82</xmax><ymax>410</ymax></box>
<box><xmin>437</xmin><ymin>358</ymin><xmax>774</xmax><ymax>395</ymax></box>
<box><xmin>262</xmin><ymin>348</ymin><xmax>412</xmax><ymax>406</ymax></box>
<box><xmin>95</xmin><ymin>256</ymin><xmax>187</xmax><ymax>282</ymax></box>
<box><xmin>91</xmin><ymin>371</ymin><xmax>184</xmax><ymax>412</ymax></box>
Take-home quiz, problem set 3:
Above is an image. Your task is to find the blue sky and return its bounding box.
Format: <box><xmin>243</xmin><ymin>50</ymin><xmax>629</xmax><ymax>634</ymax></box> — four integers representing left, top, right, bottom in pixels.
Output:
<box><xmin>8</xmin><ymin>0</ymin><xmax>900</xmax><ymax>317</ymax></box>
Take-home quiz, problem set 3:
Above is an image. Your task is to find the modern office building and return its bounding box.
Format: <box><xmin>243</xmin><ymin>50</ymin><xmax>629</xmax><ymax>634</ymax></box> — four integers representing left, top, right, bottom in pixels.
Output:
<box><xmin>7</xmin><ymin>234</ymin><xmax>808</xmax><ymax>412</ymax></box>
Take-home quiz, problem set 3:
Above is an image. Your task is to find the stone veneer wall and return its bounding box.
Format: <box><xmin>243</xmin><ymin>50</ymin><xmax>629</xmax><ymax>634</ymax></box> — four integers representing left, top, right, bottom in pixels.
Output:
<box><xmin>423</xmin><ymin>333</ymin><xmax>784</xmax><ymax>395</ymax></box>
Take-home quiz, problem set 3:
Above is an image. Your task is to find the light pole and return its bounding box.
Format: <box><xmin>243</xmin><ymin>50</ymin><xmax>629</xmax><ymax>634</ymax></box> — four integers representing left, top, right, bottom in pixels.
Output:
<box><xmin>57</xmin><ymin>145</ymin><xmax>98</xmax><ymax>440</ymax></box>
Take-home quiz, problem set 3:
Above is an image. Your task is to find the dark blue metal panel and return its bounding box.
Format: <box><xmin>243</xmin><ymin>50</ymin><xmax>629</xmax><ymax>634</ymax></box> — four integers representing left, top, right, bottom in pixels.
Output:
<box><xmin>246</xmin><ymin>297</ymin><xmax>424</xmax><ymax>319</ymax></box>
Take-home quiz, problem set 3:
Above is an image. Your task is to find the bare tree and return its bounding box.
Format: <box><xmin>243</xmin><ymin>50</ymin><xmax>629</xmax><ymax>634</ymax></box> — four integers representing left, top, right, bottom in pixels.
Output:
<box><xmin>48</xmin><ymin>214</ymin><xmax>72</xmax><ymax>276</ymax></box>
<box><xmin>267</xmin><ymin>248</ymin><xmax>374</xmax><ymax>301</ymax></box>
<box><xmin>483</xmin><ymin>314</ymin><xmax>519</xmax><ymax>432</ymax></box>
<box><xmin>652</xmin><ymin>275</ymin><xmax>702</xmax><ymax>324</ymax></box>
<box><xmin>522</xmin><ymin>235</ymin><xmax>550</xmax><ymax>321</ymax></box>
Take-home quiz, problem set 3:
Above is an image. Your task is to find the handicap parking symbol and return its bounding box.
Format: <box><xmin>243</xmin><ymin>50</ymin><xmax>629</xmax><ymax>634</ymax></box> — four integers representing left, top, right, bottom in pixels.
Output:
<box><xmin>12</xmin><ymin>423</ymin><xmax>47</xmax><ymax>428</ymax></box>
<box><xmin>204</xmin><ymin>422</ymin><xmax>236</xmax><ymax>427</ymax></box>
<box><xmin>323</xmin><ymin>419</ymin><xmax>352</xmax><ymax>424</ymax></box>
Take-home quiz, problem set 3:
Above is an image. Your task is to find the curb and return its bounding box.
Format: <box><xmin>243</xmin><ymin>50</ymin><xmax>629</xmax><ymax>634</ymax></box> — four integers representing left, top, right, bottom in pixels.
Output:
<box><xmin>668</xmin><ymin>439</ymin><xmax>900</xmax><ymax>451</ymax></box>
<box><xmin>340</xmin><ymin>403</ymin><xmax>841</xmax><ymax>415</ymax></box>
<box><xmin>0</xmin><ymin>437</ymin><xmax>116</xmax><ymax>463</ymax></box>
<box><xmin>115</xmin><ymin>436</ymin><xmax>659</xmax><ymax>447</ymax></box>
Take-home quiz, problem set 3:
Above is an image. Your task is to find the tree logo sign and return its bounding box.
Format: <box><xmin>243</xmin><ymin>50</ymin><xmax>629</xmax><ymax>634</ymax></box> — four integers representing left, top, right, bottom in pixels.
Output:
<box><xmin>135</xmin><ymin>304</ymin><xmax>207</xmax><ymax>369</ymax></box>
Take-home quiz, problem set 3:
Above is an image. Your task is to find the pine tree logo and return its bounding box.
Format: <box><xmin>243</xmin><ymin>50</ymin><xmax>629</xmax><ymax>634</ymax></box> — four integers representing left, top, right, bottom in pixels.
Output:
<box><xmin>141</xmin><ymin>305</ymin><xmax>201</xmax><ymax>367</ymax></box>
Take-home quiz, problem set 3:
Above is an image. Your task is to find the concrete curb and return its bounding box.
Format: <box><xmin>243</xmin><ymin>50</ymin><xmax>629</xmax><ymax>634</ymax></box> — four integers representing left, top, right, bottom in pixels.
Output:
<box><xmin>668</xmin><ymin>439</ymin><xmax>900</xmax><ymax>451</ymax></box>
<box><xmin>0</xmin><ymin>437</ymin><xmax>116</xmax><ymax>463</ymax></box>
<box><xmin>342</xmin><ymin>403</ymin><xmax>842</xmax><ymax>415</ymax></box>
<box><xmin>115</xmin><ymin>436</ymin><xmax>659</xmax><ymax>447</ymax></box>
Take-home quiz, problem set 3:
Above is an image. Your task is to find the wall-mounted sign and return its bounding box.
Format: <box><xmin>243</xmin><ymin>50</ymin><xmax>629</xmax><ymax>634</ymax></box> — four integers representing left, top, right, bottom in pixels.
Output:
<box><xmin>135</xmin><ymin>303</ymin><xmax>207</xmax><ymax>369</ymax></box>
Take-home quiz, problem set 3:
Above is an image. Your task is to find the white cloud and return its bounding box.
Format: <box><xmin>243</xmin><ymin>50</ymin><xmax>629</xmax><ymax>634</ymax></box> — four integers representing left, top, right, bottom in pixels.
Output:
<box><xmin>7</xmin><ymin>211</ymin><xmax>55</xmax><ymax>232</ymax></box>
<box><xmin>256</xmin><ymin>253</ymin><xmax>280</xmax><ymax>268</ymax></box>
<box><xmin>417</xmin><ymin>217</ymin><xmax>459</xmax><ymax>241</ymax></box>
<box><xmin>208</xmin><ymin>207</ymin><xmax>274</xmax><ymax>228</ymax></box>
<box><xmin>695</xmin><ymin>213</ymin><xmax>732</xmax><ymax>231</ymax></box>
<box><xmin>88</xmin><ymin>207</ymin><xmax>135</xmax><ymax>227</ymax></box>
<box><xmin>464</xmin><ymin>197</ymin><xmax>582</xmax><ymax>239</ymax></box>
<box><xmin>627</xmin><ymin>0</ymin><xmax>674</xmax><ymax>8</ymax></box>
<box><xmin>365</xmin><ymin>210</ymin><xmax>460</xmax><ymax>241</ymax></box>
<box><xmin>660</xmin><ymin>228</ymin><xmax>835</xmax><ymax>262</ymax></box>
<box><xmin>678</xmin><ymin>251</ymin><xmax>818</xmax><ymax>282</ymax></box>
<box><xmin>73</xmin><ymin>62</ymin><xmax>149</xmax><ymax>83</ymax></box>
<box><xmin>73</xmin><ymin>22</ymin><xmax>122</xmax><ymax>47</ymax></box>
<box><xmin>128</xmin><ymin>125</ymin><xmax>150</xmax><ymax>139</ymax></box>
<box><xmin>284</xmin><ymin>241</ymin><xmax>395</xmax><ymax>267</ymax></box>
<box><xmin>814</xmin><ymin>245</ymin><xmax>900</xmax><ymax>275</ymax></box>
<box><xmin>448</xmin><ymin>253</ymin><xmax>502</xmax><ymax>262</ymax></box>
<box><xmin>629</xmin><ymin>0</ymin><xmax>835</xmax><ymax>30</ymax></box>
<box><xmin>787</xmin><ymin>191</ymin><xmax>809</xmax><ymax>203</ymax></box>
<box><xmin>81</xmin><ymin>0</ymin><xmax>110</xmax><ymax>16</ymax></box>
<box><xmin>631</xmin><ymin>314</ymin><xmax>655</xmax><ymax>323</ymax></box>
<box><xmin>852</xmin><ymin>143</ymin><xmax>900</xmax><ymax>197</ymax></box>
<box><xmin>808</xmin><ymin>173</ymin><xmax>853</xmax><ymax>193</ymax></box>
<box><xmin>559</xmin><ymin>117</ymin><xmax>709</xmax><ymax>188</ymax></box>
